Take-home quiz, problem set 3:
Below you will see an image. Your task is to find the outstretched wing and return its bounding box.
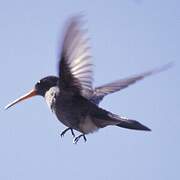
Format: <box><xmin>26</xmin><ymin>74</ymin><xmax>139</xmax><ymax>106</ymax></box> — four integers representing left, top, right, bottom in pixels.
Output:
<box><xmin>58</xmin><ymin>16</ymin><xmax>93</xmax><ymax>98</ymax></box>
<box><xmin>90</xmin><ymin>62</ymin><xmax>173</xmax><ymax>104</ymax></box>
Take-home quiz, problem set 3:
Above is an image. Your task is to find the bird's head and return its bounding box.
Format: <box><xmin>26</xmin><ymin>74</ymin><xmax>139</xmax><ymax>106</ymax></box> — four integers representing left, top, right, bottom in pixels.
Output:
<box><xmin>5</xmin><ymin>76</ymin><xmax>59</xmax><ymax>110</ymax></box>
<box><xmin>35</xmin><ymin>76</ymin><xmax>59</xmax><ymax>96</ymax></box>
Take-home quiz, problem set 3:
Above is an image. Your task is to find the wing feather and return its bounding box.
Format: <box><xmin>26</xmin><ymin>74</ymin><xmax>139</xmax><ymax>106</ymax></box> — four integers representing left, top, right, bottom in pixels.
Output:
<box><xmin>90</xmin><ymin>62</ymin><xmax>173</xmax><ymax>104</ymax></box>
<box><xmin>59</xmin><ymin>16</ymin><xmax>93</xmax><ymax>98</ymax></box>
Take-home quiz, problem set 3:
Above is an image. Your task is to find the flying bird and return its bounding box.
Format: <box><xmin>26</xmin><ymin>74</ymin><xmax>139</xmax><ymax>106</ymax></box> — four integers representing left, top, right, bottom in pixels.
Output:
<box><xmin>5</xmin><ymin>16</ymin><xmax>172</xmax><ymax>143</ymax></box>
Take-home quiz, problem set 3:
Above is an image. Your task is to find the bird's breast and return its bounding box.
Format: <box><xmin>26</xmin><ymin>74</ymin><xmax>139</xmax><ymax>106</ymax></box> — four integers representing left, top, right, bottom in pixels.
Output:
<box><xmin>45</xmin><ymin>86</ymin><xmax>59</xmax><ymax>112</ymax></box>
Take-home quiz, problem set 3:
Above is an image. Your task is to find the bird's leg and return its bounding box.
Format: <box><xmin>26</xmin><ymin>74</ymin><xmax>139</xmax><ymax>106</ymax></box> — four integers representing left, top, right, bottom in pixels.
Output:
<box><xmin>73</xmin><ymin>134</ymin><xmax>87</xmax><ymax>144</ymax></box>
<box><xmin>70</xmin><ymin>128</ymin><xmax>75</xmax><ymax>137</ymax></box>
<box><xmin>60</xmin><ymin>128</ymin><xmax>75</xmax><ymax>137</ymax></box>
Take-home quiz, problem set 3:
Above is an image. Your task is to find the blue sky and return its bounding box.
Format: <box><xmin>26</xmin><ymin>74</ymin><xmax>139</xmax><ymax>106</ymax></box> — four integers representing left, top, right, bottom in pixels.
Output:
<box><xmin>0</xmin><ymin>0</ymin><xmax>179</xmax><ymax>179</ymax></box>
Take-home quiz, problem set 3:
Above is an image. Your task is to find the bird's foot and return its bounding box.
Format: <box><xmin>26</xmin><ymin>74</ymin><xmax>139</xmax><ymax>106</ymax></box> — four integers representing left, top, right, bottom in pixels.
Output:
<box><xmin>60</xmin><ymin>128</ymin><xmax>75</xmax><ymax>138</ymax></box>
<box><xmin>73</xmin><ymin>134</ymin><xmax>87</xmax><ymax>144</ymax></box>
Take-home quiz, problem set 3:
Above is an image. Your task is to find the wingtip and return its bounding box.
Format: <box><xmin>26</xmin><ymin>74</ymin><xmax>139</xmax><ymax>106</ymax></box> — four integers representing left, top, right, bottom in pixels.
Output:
<box><xmin>153</xmin><ymin>61</ymin><xmax>174</xmax><ymax>74</ymax></box>
<box><xmin>160</xmin><ymin>61</ymin><xmax>174</xmax><ymax>71</ymax></box>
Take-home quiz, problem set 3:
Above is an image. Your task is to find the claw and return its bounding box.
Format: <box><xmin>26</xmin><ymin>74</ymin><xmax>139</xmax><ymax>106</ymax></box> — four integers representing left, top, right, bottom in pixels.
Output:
<box><xmin>70</xmin><ymin>129</ymin><xmax>75</xmax><ymax>137</ymax></box>
<box><xmin>60</xmin><ymin>128</ymin><xmax>75</xmax><ymax>138</ymax></box>
<box><xmin>73</xmin><ymin>134</ymin><xmax>87</xmax><ymax>144</ymax></box>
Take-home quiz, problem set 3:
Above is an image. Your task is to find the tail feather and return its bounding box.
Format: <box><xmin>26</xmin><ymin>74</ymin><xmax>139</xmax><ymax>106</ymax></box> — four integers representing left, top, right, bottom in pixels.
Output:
<box><xmin>116</xmin><ymin>119</ymin><xmax>151</xmax><ymax>131</ymax></box>
<box><xmin>108</xmin><ymin>113</ymin><xmax>151</xmax><ymax>131</ymax></box>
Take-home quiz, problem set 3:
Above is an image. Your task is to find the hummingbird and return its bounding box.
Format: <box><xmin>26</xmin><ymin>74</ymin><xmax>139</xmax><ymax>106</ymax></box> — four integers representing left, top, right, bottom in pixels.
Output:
<box><xmin>5</xmin><ymin>16</ymin><xmax>172</xmax><ymax>143</ymax></box>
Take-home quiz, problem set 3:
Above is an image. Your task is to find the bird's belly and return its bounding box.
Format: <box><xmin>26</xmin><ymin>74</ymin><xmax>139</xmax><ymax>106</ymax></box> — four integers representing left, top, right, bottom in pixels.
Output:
<box><xmin>56</xmin><ymin>112</ymin><xmax>98</xmax><ymax>134</ymax></box>
<box><xmin>54</xmin><ymin>93</ymin><xmax>98</xmax><ymax>133</ymax></box>
<box><xmin>56</xmin><ymin>112</ymin><xmax>73</xmax><ymax>128</ymax></box>
<box><xmin>54</xmin><ymin>104</ymin><xmax>80</xmax><ymax>130</ymax></box>
<box><xmin>79</xmin><ymin>116</ymin><xmax>98</xmax><ymax>134</ymax></box>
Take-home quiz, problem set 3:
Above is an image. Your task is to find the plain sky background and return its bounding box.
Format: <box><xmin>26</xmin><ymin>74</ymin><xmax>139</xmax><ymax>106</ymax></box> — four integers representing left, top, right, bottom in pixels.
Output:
<box><xmin>0</xmin><ymin>0</ymin><xmax>179</xmax><ymax>179</ymax></box>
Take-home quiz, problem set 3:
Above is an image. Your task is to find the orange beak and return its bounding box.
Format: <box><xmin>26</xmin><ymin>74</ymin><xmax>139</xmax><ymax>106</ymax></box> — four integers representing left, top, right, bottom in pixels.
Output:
<box><xmin>5</xmin><ymin>89</ymin><xmax>37</xmax><ymax>110</ymax></box>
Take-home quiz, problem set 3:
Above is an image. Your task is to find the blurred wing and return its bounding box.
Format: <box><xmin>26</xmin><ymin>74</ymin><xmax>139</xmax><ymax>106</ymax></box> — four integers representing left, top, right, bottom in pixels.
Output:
<box><xmin>59</xmin><ymin>16</ymin><xmax>93</xmax><ymax>98</ymax></box>
<box><xmin>91</xmin><ymin>62</ymin><xmax>173</xmax><ymax>104</ymax></box>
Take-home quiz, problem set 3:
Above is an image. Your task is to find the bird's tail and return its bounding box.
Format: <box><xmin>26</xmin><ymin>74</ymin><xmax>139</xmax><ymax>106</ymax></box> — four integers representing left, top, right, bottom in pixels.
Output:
<box><xmin>105</xmin><ymin>113</ymin><xmax>151</xmax><ymax>131</ymax></box>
